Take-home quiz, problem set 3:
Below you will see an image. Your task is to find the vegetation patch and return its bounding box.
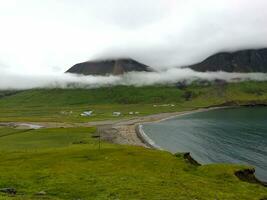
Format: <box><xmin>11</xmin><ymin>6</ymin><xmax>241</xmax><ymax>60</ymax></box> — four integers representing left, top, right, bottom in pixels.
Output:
<box><xmin>0</xmin><ymin>81</ymin><xmax>267</xmax><ymax>199</ymax></box>
<box><xmin>0</xmin><ymin>127</ymin><xmax>266</xmax><ymax>200</ymax></box>
<box><xmin>0</xmin><ymin>81</ymin><xmax>267</xmax><ymax>122</ymax></box>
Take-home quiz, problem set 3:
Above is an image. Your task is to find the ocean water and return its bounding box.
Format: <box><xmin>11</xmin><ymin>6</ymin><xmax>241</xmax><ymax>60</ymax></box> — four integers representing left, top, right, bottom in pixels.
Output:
<box><xmin>142</xmin><ymin>107</ymin><xmax>267</xmax><ymax>182</ymax></box>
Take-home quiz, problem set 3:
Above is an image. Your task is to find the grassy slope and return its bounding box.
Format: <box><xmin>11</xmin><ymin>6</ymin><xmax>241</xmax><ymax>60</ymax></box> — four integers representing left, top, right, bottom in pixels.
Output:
<box><xmin>0</xmin><ymin>86</ymin><xmax>184</xmax><ymax>122</ymax></box>
<box><xmin>0</xmin><ymin>81</ymin><xmax>267</xmax><ymax>122</ymax></box>
<box><xmin>0</xmin><ymin>127</ymin><xmax>266</xmax><ymax>200</ymax></box>
<box><xmin>0</xmin><ymin>82</ymin><xmax>267</xmax><ymax>199</ymax></box>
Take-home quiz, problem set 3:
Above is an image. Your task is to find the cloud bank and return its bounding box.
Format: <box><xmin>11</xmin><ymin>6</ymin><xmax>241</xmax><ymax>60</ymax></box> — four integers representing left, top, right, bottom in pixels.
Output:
<box><xmin>1</xmin><ymin>69</ymin><xmax>267</xmax><ymax>90</ymax></box>
<box><xmin>0</xmin><ymin>0</ymin><xmax>267</xmax><ymax>75</ymax></box>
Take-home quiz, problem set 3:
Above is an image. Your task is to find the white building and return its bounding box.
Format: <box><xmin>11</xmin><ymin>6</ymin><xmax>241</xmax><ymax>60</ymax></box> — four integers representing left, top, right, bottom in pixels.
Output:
<box><xmin>112</xmin><ymin>112</ymin><xmax>121</xmax><ymax>116</ymax></box>
<box><xmin>80</xmin><ymin>111</ymin><xmax>93</xmax><ymax>117</ymax></box>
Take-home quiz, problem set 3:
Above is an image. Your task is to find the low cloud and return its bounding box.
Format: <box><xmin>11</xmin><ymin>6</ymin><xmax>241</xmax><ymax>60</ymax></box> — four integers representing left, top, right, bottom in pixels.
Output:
<box><xmin>1</xmin><ymin>69</ymin><xmax>267</xmax><ymax>90</ymax></box>
<box><xmin>0</xmin><ymin>0</ymin><xmax>267</xmax><ymax>74</ymax></box>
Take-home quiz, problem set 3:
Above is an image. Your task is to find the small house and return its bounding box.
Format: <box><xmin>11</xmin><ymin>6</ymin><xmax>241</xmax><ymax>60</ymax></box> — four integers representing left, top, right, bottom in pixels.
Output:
<box><xmin>80</xmin><ymin>111</ymin><xmax>93</xmax><ymax>117</ymax></box>
<box><xmin>112</xmin><ymin>112</ymin><xmax>121</xmax><ymax>116</ymax></box>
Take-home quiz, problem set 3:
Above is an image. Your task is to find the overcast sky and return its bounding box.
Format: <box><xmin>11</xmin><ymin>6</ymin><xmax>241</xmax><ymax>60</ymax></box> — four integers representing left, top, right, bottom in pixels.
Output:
<box><xmin>1</xmin><ymin>0</ymin><xmax>267</xmax><ymax>75</ymax></box>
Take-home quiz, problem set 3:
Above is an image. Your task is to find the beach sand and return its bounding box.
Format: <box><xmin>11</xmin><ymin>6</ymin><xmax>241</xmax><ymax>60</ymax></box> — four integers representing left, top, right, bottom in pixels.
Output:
<box><xmin>0</xmin><ymin>107</ymin><xmax>231</xmax><ymax>147</ymax></box>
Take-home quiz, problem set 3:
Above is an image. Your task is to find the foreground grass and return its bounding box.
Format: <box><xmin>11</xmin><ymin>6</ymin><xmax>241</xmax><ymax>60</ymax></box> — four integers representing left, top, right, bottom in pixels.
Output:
<box><xmin>0</xmin><ymin>81</ymin><xmax>267</xmax><ymax>199</ymax></box>
<box><xmin>0</xmin><ymin>81</ymin><xmax>267</xmax><ymax>122</ymax></box>
<box><xmin>0</xmin><ymin>127</ymin><xmax>266</xmax><ymax>200</ymax></box>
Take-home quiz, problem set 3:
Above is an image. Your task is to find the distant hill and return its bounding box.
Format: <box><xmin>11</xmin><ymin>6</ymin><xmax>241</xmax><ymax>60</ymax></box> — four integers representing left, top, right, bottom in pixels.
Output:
<box><xmin>188</xmin><ymin>48</ymin><xmax>267</xmax><ymax>72</ymax></box>
<box><xmin>66</xmin><ymin>59</ymin><xmax>153</xmax><ymax>76</ymax></box>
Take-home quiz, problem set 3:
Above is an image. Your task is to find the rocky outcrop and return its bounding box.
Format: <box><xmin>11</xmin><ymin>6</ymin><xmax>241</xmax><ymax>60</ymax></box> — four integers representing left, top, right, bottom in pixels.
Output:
<box><xmin>235</xmin><ymin>168</ymin><xmax>267</xmax><ymax>187</ymax></box>
<box><xmin>188</xmin><ymin>48</ymin><xmax>267</xmax><ymax>72</ymax></box>
<box><xmin>66</xmin><ymin>58</ymin><xmax>153</xmax><ymax>76</ymax></box>
<box><xmin>0</xmin><ymin>188</ymin><xmax>17</xmax><ymax>195</ymax></box>
<box><xmin>175</xmin><ymin>152</ymin><xmax>201</xmax><ymax>166</ymax></box>
<box><xmin>183</xmin><ymin>152</ymin><xmax>201</xmax><ymax>166</ymax></box>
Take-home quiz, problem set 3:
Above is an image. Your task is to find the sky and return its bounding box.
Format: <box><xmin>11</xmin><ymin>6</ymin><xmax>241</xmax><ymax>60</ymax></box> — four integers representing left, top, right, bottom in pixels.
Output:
<box><xmin>0</xmin><ymin>0</ymin><xmax>267</xmax><ymax>89</ymax></box>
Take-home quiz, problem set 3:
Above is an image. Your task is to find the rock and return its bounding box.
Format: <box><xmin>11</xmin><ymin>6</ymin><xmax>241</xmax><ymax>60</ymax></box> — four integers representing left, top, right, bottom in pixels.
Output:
<box><xmin>181</xmin><ymin>152</ymin><xmax>201</xmax><ymax>166</ymax></box>
<box><xmin>35</xmin><ymin>191</ymin><xmax>46</xmax><ymax>195</ymax></box>
<box><xmin>0</xmin><ymin>188</ymin><xmax>17</xmax><ymax>195</ymax></box>
<box><xmin>235</xmin><ymin>168</ymin><xmax>267</xmax><ymax>187</ymax></box>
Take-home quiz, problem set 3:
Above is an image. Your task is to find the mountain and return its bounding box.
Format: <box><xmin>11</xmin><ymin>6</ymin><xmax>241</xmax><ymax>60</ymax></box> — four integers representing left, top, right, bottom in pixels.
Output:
<box><xmin>66</xmin><ymin>59</ymin><xmax>153</xmax><ymax>76</ymax></box>
<box><xmin>188</xmin><ymin>48</ymin><xmax>267</xmax><ymax>72</ymax></box>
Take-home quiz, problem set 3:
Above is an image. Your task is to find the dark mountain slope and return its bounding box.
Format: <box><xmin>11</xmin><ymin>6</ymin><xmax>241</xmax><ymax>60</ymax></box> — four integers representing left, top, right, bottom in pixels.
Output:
<box><xmin>66</xmin><ymin>59</ymin><xmax>153</xmax><ymax>76</ymax></box>
<box><xmin>188</xmin><ymin>48</ymin><xmax>267</xmax><ymax>72</ymax></box>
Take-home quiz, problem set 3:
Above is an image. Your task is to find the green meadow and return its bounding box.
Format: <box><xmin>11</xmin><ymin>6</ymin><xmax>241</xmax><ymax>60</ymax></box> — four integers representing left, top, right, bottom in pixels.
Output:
<box><xmin>0</xmin><ymin>81</ymin><xmax>267</xmax><ymax>199</ymax></box>
<box><xmin>0</xmin><ymin>127</ymin><xmax>266</xmax><ymax>200</ymax></box>
<box><xmin>0</xmin><ymin>81</ymin><xmax>267</xmax><ymax>122</ymax></box>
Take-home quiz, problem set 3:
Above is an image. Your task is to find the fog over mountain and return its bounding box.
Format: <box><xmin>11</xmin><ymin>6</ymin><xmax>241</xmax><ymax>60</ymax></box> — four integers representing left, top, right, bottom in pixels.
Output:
<box><xmin>188</xmin><ymin>48</ymin><xmax>267</xmax><ymax>72</ymax></box>
<box><xmin>1</xmin><ymin>69</ymin><xmax>267</xmax><ymax>90</ymax></box>
<box><xmin>0</xmin><ymin>0</ymin><xmax>267</xmax><ymax>88</ymax></box>
<box><xmin>66</xmin><ymin>59</ymin><xmax>153</xmax><ymax>75</ymax></box>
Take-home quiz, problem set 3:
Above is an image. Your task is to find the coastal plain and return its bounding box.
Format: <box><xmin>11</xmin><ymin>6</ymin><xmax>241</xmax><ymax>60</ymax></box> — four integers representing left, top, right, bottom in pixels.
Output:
<box><xmin>0</xmin><ymin>81</ymin><xmax>267</xmax><ymax>199</ymax></box>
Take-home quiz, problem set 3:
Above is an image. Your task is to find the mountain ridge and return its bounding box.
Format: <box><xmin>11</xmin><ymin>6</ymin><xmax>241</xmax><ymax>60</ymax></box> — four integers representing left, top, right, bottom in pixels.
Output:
<box><xmin>187</xmin><ymin>48</ymin><xmax>267</xmax><ymax>72</ymax></box>
<box><xmin>66</xmin><ymin>48</ymin><xmax>267</xmax><ymax>76</ymax></box>
<box><xmin>66</xmin><ymin>58</ymin><xmax>153</xmax><ymax>76</ymax></box>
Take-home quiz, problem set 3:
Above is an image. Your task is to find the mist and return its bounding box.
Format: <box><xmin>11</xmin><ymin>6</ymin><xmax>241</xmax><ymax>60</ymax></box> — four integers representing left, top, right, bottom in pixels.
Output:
<box><xmin>1</xmin><ymin>69</ymin><xmax>267</xmax><ymax>90</ymax></box>
<box><xmin>0</xmin><ymin>0</ymin><xmax>267</xmax><ymax>75</ymax></box>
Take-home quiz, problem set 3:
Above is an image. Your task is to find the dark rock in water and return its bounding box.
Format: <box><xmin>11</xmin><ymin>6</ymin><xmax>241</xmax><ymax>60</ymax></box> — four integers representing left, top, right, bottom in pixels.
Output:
<box><xmin>0</xmin><ymin>188</ymin><xmax>17</xmax><ymax>195</ymax></box>
<box><xmin>188</xmin><ymin>48</ymin><xmax>267</xmax><ymax>72</ymax></box>
<box><xmin>175</xmin><ymin>152</ymin><xmax>201</xmax><ymax>166</ymax></box>
<box><xmin>235</xmin><ymin>168</ymin><xmax>267</xmax><ymax>187</ymax></box>
<box><xmin>66</xmin><ymin>58</ymin><xmax>153</xmax><ymax>76</ymax></box>
<box><xmin>183</xmin><ymin>152</ymin><xmax>201</xmax><ymax>166</ymax></box>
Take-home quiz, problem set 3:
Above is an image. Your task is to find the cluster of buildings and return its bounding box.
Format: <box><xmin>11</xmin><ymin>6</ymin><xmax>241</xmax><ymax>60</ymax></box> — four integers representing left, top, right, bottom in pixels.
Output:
<box><xmin>80</xmin><ymin>111</ymin><xmax>140</xmax><ymax>117</ymax></box>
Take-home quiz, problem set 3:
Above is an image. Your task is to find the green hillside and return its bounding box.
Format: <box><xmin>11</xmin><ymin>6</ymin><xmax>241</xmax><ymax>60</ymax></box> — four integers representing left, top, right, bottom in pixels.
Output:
<box><xmin>0</xmin><ymin>81</ymin><xmax>267</xmax><ymax>122</ymax></box>
<box><xmin>0</xmin><ymin>81</ymin><xmax>267</xmax><ymax>199</ymax></box>
<box><xmin>0</xmin><ymin>127</ymin><xmax>266</xmax><ymax>200</ymax></box>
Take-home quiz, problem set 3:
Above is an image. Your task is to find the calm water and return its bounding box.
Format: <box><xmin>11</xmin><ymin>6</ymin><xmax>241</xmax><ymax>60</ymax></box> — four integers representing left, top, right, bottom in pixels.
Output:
<box><xmin>142</xmin><ymin>107</ymin><xmax>267</xmax><ymax>182</ymax></box>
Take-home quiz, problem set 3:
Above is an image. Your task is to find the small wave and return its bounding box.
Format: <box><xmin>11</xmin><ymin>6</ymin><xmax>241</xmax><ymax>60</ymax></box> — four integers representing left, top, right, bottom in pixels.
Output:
<box><xmin>138</xmin><ymin>125</ymin><xmax>163</xmax><ymax>150</ymax></box>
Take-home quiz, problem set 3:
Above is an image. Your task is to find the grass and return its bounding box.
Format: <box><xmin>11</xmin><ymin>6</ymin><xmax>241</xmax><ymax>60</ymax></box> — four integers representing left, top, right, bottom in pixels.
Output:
<box><xmin>0</xmin><ymin>82</ymin><xmax>267</xmax><ymax>122</ymax></box>
<box><xmin>0</xmin><ymin>86</ymin><xmax>185</xmax><ymax>122</ymax></box>
<box><xmin>0</xmin><ymin>81</ymin><xmax>267</xmax><ymax>199</ymax></box>
<box><xmin>0</xmin><ymin>127</ymin><xmax>266</xmax><ymax>200</ymax></box>
<box><xmin>0</xmin><ymin>127</ymin><xmax>96</xmax><ymax>151</ymax></box>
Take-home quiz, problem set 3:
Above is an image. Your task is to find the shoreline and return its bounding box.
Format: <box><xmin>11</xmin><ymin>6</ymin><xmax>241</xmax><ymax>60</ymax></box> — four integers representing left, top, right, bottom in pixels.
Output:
<box><xmin>95</xmin><ymin>106</ymin><xmax>236</xmax><ymax>148</ymax></box>
<box><xmin>0</xmin><ymin>106</ymin><xmax>235</xmax><ymax>147</ymax></box>
<box><xmin>0</xmin><ymin>105</ymin><xmax>262</xmax><ymax>149</ymax></box>
<box><xmin>135</xmin><ymin>124</ymin><xmax>163</xmax><ymax>150</ymax></box>
<box><xmin>135</xmin><ymin>106</ymin><xmax>233</xmax><ymax>150</ymax></box>
<box><xmin>1</xmin><ymin>105</ymin><xmax>267</xmax><ymax>186</ymax></box>
<box><xmin>135</xmin><ymin>106</ymin><xmax>267</xmax><ymax>186</ymax></box>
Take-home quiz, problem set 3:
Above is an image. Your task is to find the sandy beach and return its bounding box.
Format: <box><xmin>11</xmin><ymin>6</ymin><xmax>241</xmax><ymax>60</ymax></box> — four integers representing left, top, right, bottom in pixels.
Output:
<box><xmin>0</xmin><ymin>106</ymin><xmax>231</xmax><ymax>148</ymax></box>
<box><xmin>99</xmin><ymin>106</ymin><xmax>232</xmax><ymax>148</ymax></box>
